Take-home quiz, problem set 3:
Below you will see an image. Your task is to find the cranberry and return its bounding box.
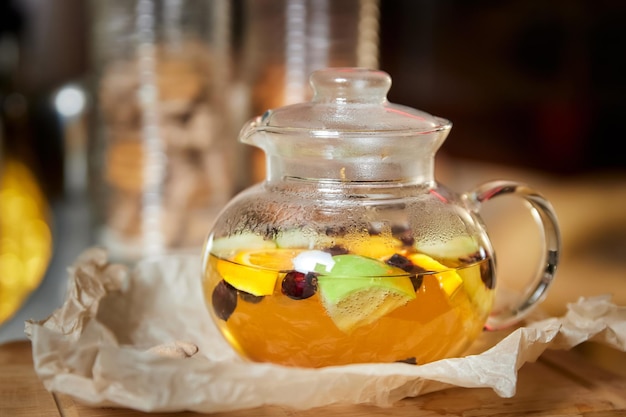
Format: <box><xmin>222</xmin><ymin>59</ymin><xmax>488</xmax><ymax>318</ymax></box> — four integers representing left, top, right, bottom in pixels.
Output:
<box><xmin>281</xmin><ymin>270</ymin><xmax>318</xmax><ymax>300</ymax></box>
<box><xmin>212</xmin><ymin>280</ymin><xmax>237</xmax><ymax>321</ymax></box>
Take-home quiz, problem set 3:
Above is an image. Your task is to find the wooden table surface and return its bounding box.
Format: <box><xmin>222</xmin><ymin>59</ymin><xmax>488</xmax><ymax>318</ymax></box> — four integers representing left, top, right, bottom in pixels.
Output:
<box><xmin>2</xmin><ymin>340</ymin><xmax>626</xmax><ymax>416</ymax></box>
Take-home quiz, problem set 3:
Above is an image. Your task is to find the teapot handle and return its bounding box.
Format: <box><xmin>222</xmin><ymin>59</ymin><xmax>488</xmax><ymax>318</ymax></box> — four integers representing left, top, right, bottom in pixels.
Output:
<box><xmin>464</xmin><ymin>181</ymin><xmax>561</xmax><ymax>330</ymax></box>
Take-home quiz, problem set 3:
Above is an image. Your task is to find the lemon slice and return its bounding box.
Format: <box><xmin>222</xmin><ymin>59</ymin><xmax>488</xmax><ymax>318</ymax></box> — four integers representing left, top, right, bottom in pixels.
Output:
<box><xmin>407</xmin><ymin>253</ymin><xmax>463</xmax><ymax>296</ymax></box>
<box><xmin>317</xmin><ymin>255</ymin><xmax>416</xmax><ymax>333</ymax></box>
<box><xmin>216</xmin><ymin>248</ymin><xmax>302</xmax><ymax>296</ymax></box>
<box><xmin>461</xmin><ymin>260</ymin><xmax>494</xmax><ymax>317</ymax></box>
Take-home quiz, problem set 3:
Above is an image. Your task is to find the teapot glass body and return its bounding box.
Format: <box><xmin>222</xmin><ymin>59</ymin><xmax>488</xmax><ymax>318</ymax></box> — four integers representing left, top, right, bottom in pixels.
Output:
<box><xmin>201</xmin><ymin>68</ymin><xmax>560</xmax><ymax>367</ymax></box>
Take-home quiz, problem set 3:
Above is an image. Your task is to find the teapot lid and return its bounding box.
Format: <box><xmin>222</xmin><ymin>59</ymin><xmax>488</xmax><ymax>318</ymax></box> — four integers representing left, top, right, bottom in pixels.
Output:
<box><xmin>257</xmin><ymin>68</ymin><xmax>451</xmax><ymax>135</ymax></box>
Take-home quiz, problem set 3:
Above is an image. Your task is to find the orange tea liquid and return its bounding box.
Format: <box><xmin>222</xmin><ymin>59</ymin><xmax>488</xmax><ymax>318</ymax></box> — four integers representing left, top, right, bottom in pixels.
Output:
<box><xmin>203</xmin><ymin>251</ymin><xmax>494</xmax><ymax>368</ymax></box>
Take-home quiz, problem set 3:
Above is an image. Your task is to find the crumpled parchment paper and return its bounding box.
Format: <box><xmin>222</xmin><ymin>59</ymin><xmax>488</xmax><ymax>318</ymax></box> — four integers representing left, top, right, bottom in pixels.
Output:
<box><xmin>25</xmin><ymin>248</ymin><xmax>626</xmax><ymax>413</ymax></box>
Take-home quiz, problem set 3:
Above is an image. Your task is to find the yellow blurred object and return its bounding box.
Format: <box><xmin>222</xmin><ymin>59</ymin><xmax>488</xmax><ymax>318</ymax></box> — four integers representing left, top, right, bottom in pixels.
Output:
<box><xmin>0</xmin><ymin>159</ymin><xmax>52</xmax><ymax>325</ymax></box>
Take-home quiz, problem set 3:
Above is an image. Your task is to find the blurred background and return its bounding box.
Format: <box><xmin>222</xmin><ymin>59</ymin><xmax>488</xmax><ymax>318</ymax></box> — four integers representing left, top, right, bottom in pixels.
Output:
<box><xmin>1</xmin><ymin>0</ymin><xmax>625</xmax><ymax>371</ymax></box>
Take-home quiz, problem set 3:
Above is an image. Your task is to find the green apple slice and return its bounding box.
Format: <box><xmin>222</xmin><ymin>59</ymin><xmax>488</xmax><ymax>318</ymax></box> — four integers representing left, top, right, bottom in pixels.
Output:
<box><xmin>317</xmin><ymin>254</ymin><xmax>416</xmax><ymax>333</ymax></box>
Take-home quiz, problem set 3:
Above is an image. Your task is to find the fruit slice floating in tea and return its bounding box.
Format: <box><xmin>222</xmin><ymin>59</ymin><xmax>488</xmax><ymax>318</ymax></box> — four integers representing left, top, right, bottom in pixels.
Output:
<box><xmin>275</xmin><ymin>229</ymin><xmax>335</xmax><ymax>249</ymax></box>
<box><xmin>385</xmin><ymin>253</ymin><xmax>425</xmax><ymax>291</ymax></box>
<box><xmin>407</xmin><ymin>253</ymin><xmax>463</xmax><ymax>296</ymax></box>
<box><xmin>211</xmin><ymin>233</ymin><xmax>277</xmax><ymax>257</ymax></box>
<box><xmin>416</xmin><ymin>236</ymin><xmax>479</xmax><ymax>260</ymax></box>
<box><xmin>316</xmin><ymin>254</ymin><xmax>416</xmax><ymax>333</ymax></box>
<box><xmin>460</xmin><ymin>257</ymin><xmax>495</xmax><ymax>318</ymax></box>
<box><xmin>339</xmin><ymin>233</ymin><xmax>405</xmax><ymax>261</ymax></box>
<box><xmin>238</xmin><ymin>248</ymin><xmax>304</xmax><ymax>271</ymax></box>
<box><xmin>216</xmin><ymin>248</ymin><xmax>303</xmax><ymax>296</ymax></box>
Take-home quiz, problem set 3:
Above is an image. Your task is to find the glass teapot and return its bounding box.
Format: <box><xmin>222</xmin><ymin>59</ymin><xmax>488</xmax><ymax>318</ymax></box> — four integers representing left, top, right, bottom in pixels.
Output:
<box><xmin>201</xmin><ymin>68</ymin><xmax>561</xmax><ymax>368</ymax></box>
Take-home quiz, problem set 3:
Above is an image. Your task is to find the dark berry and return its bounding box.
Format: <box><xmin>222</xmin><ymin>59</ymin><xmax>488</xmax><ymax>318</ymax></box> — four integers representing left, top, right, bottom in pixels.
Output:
<box><xmin>386</xmin><ymin>253</ymin><xmax>428</xmax><ymax>273</ymax></box>
<box><xmin>480</xmin><ymin>258</ymin><xmax>495</xmax><ymax>289</ymax></box>
<box><xmin>395</xmin><ymin>357</ymin><xmax>418</xmax><ymax>365</ymax></box>
<box><xmin>391</xmin><ymin>224</ymin><xmax>409</xmax><ymax>234</ymax></box>
<box><xmin>386</xmin><ymin>254</ymin><xmax>425</xmax><ymax>291</ymax></box>
<box><xmin>239</xmin><ymin>291</ymin><xmax>265</xmax><ymax>304</ymax></box>
<box><xmin>281</xmin><ymin>271</ymin><xmax>318</xmax><ymax>300</ymax></box>
<box><xmin>324</xmin><ymin>226</ymin><xmax>348</xmax><ymax>237</ymax></box>
<box><xmin>460</xmin><ymin>251</ymin><xmax>495</xmax><ymax>290</ymax></box>
<box><xmin>409</xmin><ymin>275</ymin><xmax>424</xmax><ymax>291</ymax></box>
<box><xmin>212</xmin><ymin>280</ymin><xmax>237</xmax><ymax>321</ymax></box>
<box><xmin>386</xmin><ymin>253</ymin><xmax>415</xmax><ymax>272</ymax></box>
<box><xmin>460</xmin><ymin>251</ymin><xmax>483</xmax><ymax>264</ymax></box>
<box><xmin>323</xmin><ymin>245</ymin><xmax>349</xmax><ymax>256</ymax></box>
<box><xmin>391</xmin><ymin>225</ymin><xmax>415</xmax><ymax>246</ymax></box>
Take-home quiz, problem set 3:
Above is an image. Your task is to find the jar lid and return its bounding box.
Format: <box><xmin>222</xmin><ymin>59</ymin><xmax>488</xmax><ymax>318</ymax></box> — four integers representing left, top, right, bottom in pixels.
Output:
<box><xmin>258</xmin><ymin>68</ymin><xmax>451</xmax><ymax>135</ymax></box>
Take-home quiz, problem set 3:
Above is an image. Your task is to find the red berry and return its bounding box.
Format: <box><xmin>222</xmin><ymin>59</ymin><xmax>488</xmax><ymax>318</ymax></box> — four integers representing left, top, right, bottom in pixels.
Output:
<box><xmin>281</xmin><ymin>271</ymin><xmax>318</xmax><ymax>300</ymax></box>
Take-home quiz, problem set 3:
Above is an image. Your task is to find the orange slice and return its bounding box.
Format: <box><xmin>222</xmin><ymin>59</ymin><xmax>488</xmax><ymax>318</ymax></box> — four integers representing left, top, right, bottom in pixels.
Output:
<box><xmin>216</xmin><ymin>248</ymin><xmax>303</xmax><ymax>296</ymax></box>
<box><xmin>407</xmin><ymin>253</ymin><xmax>463</xmax><ymax>296</ymax></box>
<box><xmin>237</xmin><ymin>248</ymin><xmax>304</xmax><ymax>271</ymax></box>
<box><xmin>341</xmin><ymin>234</ymin><xmax>404</xmax><ymax>260</ymax></box>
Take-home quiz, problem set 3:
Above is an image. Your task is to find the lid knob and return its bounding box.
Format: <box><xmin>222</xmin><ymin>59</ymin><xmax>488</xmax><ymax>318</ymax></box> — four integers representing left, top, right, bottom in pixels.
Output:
<box><xmin>310</xmin><ymin>68</ymin><xmax>391</xmax><ymax>104</ymax></box>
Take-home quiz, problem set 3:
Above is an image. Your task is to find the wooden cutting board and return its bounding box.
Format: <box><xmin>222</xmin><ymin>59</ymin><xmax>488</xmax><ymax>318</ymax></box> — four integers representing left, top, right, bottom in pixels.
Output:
<box><xmin>2</xmin><ymin>340</ymin><xmax>626</xmax><ymax>416</ymax></box>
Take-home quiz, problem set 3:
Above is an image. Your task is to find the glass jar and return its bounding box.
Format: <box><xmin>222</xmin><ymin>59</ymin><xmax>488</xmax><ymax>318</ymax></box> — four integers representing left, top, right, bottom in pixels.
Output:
<box><xmin>89</xmin><ymin>0</ymin><xmax>235</xmax><ymax>262</ymax></box>
<box><xmin>236</xmin><ymin>0</ymin><xmax>381</xmax><ymax>185</ymax></box>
